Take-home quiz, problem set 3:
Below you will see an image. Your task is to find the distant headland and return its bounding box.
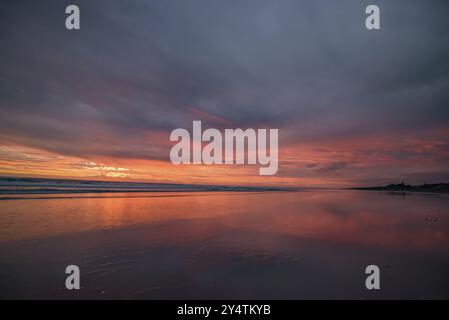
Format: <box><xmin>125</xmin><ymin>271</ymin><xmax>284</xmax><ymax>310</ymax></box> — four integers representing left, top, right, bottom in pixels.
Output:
<box><xmin>352</xmin><ymin>183</ymin><xmax>449</xmax><ymax>193</ymax></box>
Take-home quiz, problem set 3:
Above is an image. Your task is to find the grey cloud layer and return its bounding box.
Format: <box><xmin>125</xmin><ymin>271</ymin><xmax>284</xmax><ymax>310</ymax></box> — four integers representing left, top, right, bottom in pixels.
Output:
<box><xmin>0</xmin><ymin>0</ymin><xmax>448</xmax><ymax>160</ymax></box>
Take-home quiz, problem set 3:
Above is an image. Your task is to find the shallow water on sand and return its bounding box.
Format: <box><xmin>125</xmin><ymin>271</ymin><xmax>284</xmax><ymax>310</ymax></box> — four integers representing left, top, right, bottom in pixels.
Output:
<box><xmin>0</xmin><ymin>190</ymin><xmax>448</xmax><ymax>299</ymax></box>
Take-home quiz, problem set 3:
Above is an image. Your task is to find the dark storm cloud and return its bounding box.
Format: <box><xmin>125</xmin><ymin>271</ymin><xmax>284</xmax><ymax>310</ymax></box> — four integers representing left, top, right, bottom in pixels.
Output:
<box><xmin>0</xmin><ymin>0</ymin><xmax>448</xmax><ymax>160</ymax></box>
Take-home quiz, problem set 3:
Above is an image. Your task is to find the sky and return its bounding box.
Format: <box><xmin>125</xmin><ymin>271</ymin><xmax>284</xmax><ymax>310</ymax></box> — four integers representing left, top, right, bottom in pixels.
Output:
<box><xmin>0</xmin><ymin>0</ymin><xmax>448</xmax><ymax>187</ymax></box>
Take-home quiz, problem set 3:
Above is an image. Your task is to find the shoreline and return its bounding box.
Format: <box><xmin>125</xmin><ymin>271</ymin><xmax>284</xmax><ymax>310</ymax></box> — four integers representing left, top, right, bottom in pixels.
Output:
<box><xmin>0</xmin><ymin>176</ymin><xmax>293</xmax><ymax>195</ymax></box>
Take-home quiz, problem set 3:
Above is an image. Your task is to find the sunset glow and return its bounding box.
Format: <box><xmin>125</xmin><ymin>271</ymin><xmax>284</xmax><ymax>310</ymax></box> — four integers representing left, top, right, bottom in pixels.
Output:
<box><xmin>0</xmin><ymin>0</ymin><xmax>448</xmax><ymax>187</ymax></box>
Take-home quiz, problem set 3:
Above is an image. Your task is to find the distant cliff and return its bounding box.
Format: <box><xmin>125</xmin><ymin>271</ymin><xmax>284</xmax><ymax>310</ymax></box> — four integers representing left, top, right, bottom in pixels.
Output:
<box><xmin>352</xmin><ymin>182</ymin><xmax>449</xmax><ymax>193</ymax></box>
